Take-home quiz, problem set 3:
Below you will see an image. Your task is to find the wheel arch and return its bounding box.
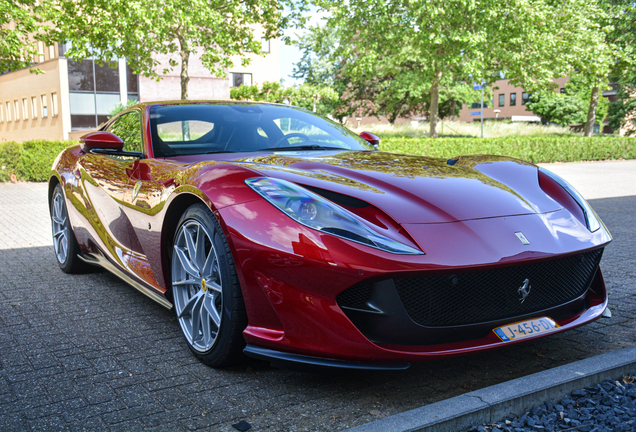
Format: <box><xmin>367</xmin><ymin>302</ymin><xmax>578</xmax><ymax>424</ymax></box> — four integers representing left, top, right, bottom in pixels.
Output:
<box><xmin>161</xmin><ymin>193</ymin><xmax>204</xmax><ymax>300</ymax></box>
<box><xmin>48</xmin><ymin>174</ymin><xmax>62</xmax><ymax>212</ymax></box>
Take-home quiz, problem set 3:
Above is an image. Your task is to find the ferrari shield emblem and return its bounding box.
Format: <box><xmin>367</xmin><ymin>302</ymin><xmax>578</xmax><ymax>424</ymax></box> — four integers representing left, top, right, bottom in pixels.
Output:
<box><xmin>515</xmin><ymin>232</ymin><xmax>530</xmax><ymax>245</ymax></box>
<box><xmin>132</xmin><ymin>181</ymin><xmax>142</xmax><ymax>202</ymax></box>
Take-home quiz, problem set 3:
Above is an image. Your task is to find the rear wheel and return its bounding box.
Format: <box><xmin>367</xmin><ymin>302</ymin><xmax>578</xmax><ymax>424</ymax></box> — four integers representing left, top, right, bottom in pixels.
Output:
<box><xmin>50</xmin><ymin>183</ymin><xmax>87</xmax><ymax>273</ymax></box>
<box><xmin>171</xmin><ymin>204</ymin><xmax>247</xmax><ymax>367</ymax></box>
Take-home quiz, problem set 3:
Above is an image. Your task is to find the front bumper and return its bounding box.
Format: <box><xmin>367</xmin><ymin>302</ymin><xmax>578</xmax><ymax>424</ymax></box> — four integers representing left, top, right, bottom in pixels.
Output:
<box><xmin>220</xmin><ymin>201</ymin><xmax>611</xmax><ymax>366</ymax></box>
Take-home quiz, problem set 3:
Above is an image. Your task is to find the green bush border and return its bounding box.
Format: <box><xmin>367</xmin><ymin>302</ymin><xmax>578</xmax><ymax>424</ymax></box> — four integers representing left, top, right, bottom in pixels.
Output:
<box><xmin>0</xmin><ymin>140</ymin><xmax>77</xmax><ymax>182</ymax></box>
<box><xmin>1</xmin><ymin>136</ymin><xmax>634</xmax><ymax>183</ymax></box>
<box><xmin>381</xmin><ymin>136</ymin><xmax>636</xmax><ymax>163</ymax></box>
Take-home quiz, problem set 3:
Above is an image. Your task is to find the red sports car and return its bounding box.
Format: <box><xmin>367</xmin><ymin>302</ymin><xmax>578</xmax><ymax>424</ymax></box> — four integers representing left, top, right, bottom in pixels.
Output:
<box><xmin>49</xmin><ymin>101</ymin><xmax>612</xmax><ymax>370</ymax></box>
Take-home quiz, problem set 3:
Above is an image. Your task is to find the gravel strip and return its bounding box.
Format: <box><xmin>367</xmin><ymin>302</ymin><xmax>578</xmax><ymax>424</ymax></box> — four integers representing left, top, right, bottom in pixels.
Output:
<box><xmin>465</xmin><ymin>373</ymin><xmax>636</xmax><ymax>432</ymax></box>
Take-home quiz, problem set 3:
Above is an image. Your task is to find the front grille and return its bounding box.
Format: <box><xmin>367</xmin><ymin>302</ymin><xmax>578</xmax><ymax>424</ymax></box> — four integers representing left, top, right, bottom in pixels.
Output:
<box><xmin>338</xmin><ymin>249</ymin><xmax>603</xmax><ymax>328</ymax></box>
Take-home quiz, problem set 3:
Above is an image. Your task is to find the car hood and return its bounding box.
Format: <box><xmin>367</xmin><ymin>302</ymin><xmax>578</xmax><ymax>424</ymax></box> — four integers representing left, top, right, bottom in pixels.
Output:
<box><xmin>225</xmin><ymin>151</ymin><xmax>562</xmax><ymax>224</ymax></box>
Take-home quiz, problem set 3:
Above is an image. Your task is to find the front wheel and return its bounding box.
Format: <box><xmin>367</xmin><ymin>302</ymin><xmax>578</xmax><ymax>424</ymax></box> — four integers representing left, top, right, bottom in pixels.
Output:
<box><xmin>171</xmin><ymin>204</ymin><xmax>247</xmax><ymax>367</ymax></box>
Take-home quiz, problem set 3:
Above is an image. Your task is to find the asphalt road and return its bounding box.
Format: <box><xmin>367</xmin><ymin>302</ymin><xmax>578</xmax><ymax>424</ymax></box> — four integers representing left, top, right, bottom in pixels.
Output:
<box><xmin>0</xmin><ymin>160</ymin><xmax>635</xmax><ymax>431</ymax></box>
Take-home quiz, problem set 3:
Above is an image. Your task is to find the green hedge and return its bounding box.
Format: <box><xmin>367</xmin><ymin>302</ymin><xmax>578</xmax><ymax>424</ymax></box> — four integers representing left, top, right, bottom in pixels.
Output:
<box><xmin>0</xmin><ymin>139</ymin><xmax>77</xmax><ymax>182</ymax></box>
<box><xmin>1</xmin><ymin>136</ymin><xmax>635</xmax><ymax>183</ymax></box>
<box><xmin>381</xmin><ymin>136</ymin><xmax>636</xmax><ymax>163</ymax></box>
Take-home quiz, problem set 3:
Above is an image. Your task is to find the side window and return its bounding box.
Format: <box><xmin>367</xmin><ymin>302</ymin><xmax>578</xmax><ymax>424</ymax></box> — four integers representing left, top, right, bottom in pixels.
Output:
<box><xmin>109</xmin><ymin>111</ymin><xmax>142</xmax><ymax>153</ymax></box>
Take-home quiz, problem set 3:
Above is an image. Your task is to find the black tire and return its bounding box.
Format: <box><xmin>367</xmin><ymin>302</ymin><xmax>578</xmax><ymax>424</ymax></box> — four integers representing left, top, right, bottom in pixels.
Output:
<box><xmin>170</xmin><ymin>203</ymin><xmax>247</xmax><ymax>367</ymax></box>
<box><xmin>50</xmin><ymin>183</ymin><xmax>88</xmax><ymax>273</ymax></box>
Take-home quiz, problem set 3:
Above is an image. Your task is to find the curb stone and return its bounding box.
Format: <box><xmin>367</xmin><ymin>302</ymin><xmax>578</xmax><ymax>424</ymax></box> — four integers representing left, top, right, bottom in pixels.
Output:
<box><xmin>346</xmin><ymin>345</ymin><xmax>636</xmax><ymax>432</ymax></box>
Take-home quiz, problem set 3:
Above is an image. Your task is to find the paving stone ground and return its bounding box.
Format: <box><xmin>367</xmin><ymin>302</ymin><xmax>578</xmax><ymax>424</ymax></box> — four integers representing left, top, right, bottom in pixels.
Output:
<box><xmin>0</xmin><ymin>161</ymin><xmax>635</xmax><ymax>431</ymax></box>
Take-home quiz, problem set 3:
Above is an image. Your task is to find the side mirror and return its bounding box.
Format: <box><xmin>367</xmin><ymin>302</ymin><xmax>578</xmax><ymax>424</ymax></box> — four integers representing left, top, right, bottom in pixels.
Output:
<box><xmin>359</xmin><ymin>131</ymin><xmax>381</xmax><ymax>149</ymax></box>
<box><xmin>80</xmin><ymin>131</ymin><xmax>124</xmax><ymax>153</ymax></box>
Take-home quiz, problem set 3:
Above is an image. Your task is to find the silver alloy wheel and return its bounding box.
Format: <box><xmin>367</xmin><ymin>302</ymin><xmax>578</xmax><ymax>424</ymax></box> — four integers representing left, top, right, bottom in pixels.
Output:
<box><xmin>172</xmin><ymin>219</ymin><xmax>223</xmax><ymax>353</ymax></box>
<box><xmin>51</xmin><ymin>190</ymin><xmax>69</xmax><ymax>264</ymax></box>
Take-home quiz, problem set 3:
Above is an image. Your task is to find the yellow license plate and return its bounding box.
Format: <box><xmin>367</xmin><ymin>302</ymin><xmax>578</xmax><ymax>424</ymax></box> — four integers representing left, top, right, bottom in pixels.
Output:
<box><xmin>493</xmin><ymin>317</ymin><xmax>559</xmax><ymax>342</ymax></box>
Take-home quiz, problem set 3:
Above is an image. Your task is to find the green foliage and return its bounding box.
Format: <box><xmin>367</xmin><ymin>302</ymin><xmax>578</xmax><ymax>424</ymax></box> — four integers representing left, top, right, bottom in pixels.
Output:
<box><xmin>109</xmin><ymin>99</ymin><xmax>140</xmax><ymax>119</ymax></box>
<box><xmin>292</xmin><ymin>24</ymin><xmax>339</xmax><ymax>86</ymax></box>
<box><xmin>42</xmin><ymin>0</ymin><xmax>307</xmax><ymax>99</ymax></box>
<box><xmin>0</xmin><ymin>140</ymin><xmax>75</xmax><ymax>182</ymax></box>
<box><xmin>381</xmin><ymin>136</ymin><xmax>636</xmax><ymax>163</ymax></box>
<box><xmin>230</xmin><ymin>82</ymin><xmax>339</xmax><ymax>118</ymax></box>
<box><xmin>0</xmin><ymin>141</ymin><xmax>23</xmax><ymax>182</ymax></box>
<box><xmin>608</xmin><ymin>82</ymin><xmax>636</xmax><ymax>136</ymax></box>
<box><xmin>0</xmin><ymin>0</ymin><xmax>43</xmax><ymax>73</ymax></box>
<box><xmin>311</xmin><ymin>0</ymin><xmax>611</xmax><ymax>138</ymax></box>
<box><xmin>527</xmin><ymin>93</ymin><xmax>588</xmax><ymax>126</ymax></box>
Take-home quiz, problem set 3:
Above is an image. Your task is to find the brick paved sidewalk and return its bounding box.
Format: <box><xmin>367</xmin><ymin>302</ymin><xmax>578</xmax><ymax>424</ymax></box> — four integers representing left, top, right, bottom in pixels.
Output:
<box><xmin>0</xmin><ymin>168</ymin><xmax>634</xmax><ymax>431</ymax></box>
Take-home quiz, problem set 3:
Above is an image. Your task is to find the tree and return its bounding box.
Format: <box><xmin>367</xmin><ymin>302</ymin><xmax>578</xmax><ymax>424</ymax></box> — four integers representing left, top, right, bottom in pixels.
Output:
<box><xmin>527</xmin><ymin>93</ymin><xmax>588</xmax><ymax>126</ymax></box>
<box><xmin>44</xmin><ymin>0</ymin><xmax>306</xmax><ymax>99</ymax></box>
<box><xmin>605</xmin><ymin>1</ymin><xmax>636</xmax><ymax>135</ymax></box>
<box><xmin>230</xmin><ymin>82</ymin><xmax>339</xmax><ymax>117</ymax></box>
<box><xmin>528</xmin><ymin>79</ymin><xmax>609</xmax><ymax>128</ymax></box>
<box><xmin>1</xmin><ymin>0</ymin><xmax>41</xmax><ymax>73</ymax></box>
<box><xmin>608</xmin><ymin>77</ymin><xmax>636</xmax><ymax>135</ymax></box>
<box><xmin>313</xmin><ymin>0</ymin><xmax>613</xmax><ymax>138</ymax></box>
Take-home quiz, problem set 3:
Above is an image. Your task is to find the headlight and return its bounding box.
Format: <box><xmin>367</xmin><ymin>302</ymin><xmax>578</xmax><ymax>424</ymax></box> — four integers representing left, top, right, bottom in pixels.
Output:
<box><xmin>245</xmin><ymin>177</ymin><xmax>423</xmax><ymax>255</ymax></box>
<box><xmin>538</xmin><ymin>168</ymin><xmax>600</xmax><ymax>232</ymax></box>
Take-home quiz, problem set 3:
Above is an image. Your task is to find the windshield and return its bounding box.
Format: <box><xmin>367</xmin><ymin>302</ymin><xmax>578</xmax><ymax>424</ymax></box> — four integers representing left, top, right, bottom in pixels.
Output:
<box><xmin>149</xmin><ymin>103</ymin><xmax>374</xmax><ymax>157</ymax></box>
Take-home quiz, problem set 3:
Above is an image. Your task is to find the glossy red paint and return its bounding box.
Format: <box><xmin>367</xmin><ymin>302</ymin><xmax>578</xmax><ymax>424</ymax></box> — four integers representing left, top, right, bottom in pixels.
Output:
<box><xmin>49</xmin><ymin>101</ymin><xmax>612</xmax><ymax>368</ymax></box>
<box><xmin>79</xmin><ymin>131</ymin><xmax>124</xmax><ymax>153</ymax></box>
<box><xmin>359</xmin><ymin>131</ymin><xmax>381</xmax><ymax>146</ymax></box>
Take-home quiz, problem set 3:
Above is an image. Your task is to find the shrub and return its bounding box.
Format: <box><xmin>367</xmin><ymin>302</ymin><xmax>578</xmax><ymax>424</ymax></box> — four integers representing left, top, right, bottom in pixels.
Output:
<box><xmin>0</xmin><ymin>139</ymin><xmax>77</xmax><ymax>182</ymax></box>
<box><xmin>381</xmin><ymin>136</ymin><xmax>636</xmax><ymax>163</ymax></box>
<box><xmin>0</xmin><ymin>141</ymin><xmax>23</xmax><ymax>182</ymax></box>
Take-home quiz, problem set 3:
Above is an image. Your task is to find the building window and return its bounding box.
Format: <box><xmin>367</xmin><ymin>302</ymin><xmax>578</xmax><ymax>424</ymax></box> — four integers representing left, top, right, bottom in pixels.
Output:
<box><xmin>14</xmin><ymin>100</ymin><xmax>20</xmax><ymax>121</ymax></box>
<box><xmin>510</xmin><ymin>93</ymin><xmax>517</xmax><ymax>106</ymax></box>
<box><xmin>230</xmin><ymin>72</ymin><xmax>252</xmax><ymax>88</ymax></box>
<box><xmin>0</xmin><ymin>104</ymin><xmax>3</xmax><ymax>122</ymax></box>
<box><xmin>560</xmin><ymin>88</ymin><xmax>566</xmax><ymax>94</ymax></box>
<box><xmin>522</xmin><ymin>92</ymin><xmax>531</xmax><ymax>105</ymax></box>
<box><xmin>126</xmin><ymin>64</ymin><xmax>139</xmax><ymax>101</ymax></box>
<box><xmin>37</xmin><ymin>41</ymin><xmax>45</xmax><ymax>62</ymax></box>
<box><xmin>498</xmin><ymin>94</ymin><xmax>505</xmax><ymax>107</ymax></box>
<box><xmin>51</xmin><ymin>92</ymin><xmax>58</xmax><ymax>117</ymax></box>
<box><xmin>470</xmin><ymin>101</ymin><xmax>488</xmax><ymax>109</ymax></box>
<box><xmin>261</xmin><ymin>38</ymin><xmax>270</xmax><ymax>53</ymax></box>
<box><xmin>68</xmin><ymin>58</ymin><xmax>130</xmax><ymax>129</ymax></box>
<box><xmin>48</xmin><ymin>45</ymin><xmax>55</xmax><ymax>60</ymax></box>
<box><xmin>41</xmin><ymin>95</ymin><xmax>48</xmax><ymax>118</ymax></box>
<box><xmin>6</xmin><ymin>102</ymin><xmax>11</xmax><ymax>121</ymax></box>
<box><xmin>22</xmin><ymin>98</ymin><xmax>28</xmax><ymax>119</ymax></box>
<box><xmin>31</xmin><ymin>97</ymin><xmax>37</xmax><ymax>118</ymax></box>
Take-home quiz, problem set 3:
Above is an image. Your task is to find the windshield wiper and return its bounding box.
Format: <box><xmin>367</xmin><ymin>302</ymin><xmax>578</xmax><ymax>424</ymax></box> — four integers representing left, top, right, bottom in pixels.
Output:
<box><xmin>268</xmin><ymin>144</ymin><xmax>345</xmax><ymax>151</ymax></box>
<box><xmin>203</xmin><ymin>150</ymin><xmax>234</xmax><ymax>154</ymax></box>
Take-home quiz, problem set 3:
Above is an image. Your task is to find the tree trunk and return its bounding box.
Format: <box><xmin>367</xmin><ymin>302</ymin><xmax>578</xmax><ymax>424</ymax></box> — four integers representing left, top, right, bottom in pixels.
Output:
<box><xmin>583</xmin><ymin>86</ymin><xmax>600</xmax><ymax>137</ymax></box>
<box><xmin>429</xmin><ymin>69</ymin><xmax>442</xmax><ymax>138</ymax></box>
<box><xmin>178</xmin><ymin>34</ymin><xmax>190</xmax><ymax>101</ymax></box>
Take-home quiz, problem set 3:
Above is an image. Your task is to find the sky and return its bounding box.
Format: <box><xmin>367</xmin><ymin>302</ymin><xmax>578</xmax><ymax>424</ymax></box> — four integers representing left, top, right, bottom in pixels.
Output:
<box><xmin>279</xmin><ymin>31</ymin><xmax>303</xmax><ymax>86</ymax></box>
